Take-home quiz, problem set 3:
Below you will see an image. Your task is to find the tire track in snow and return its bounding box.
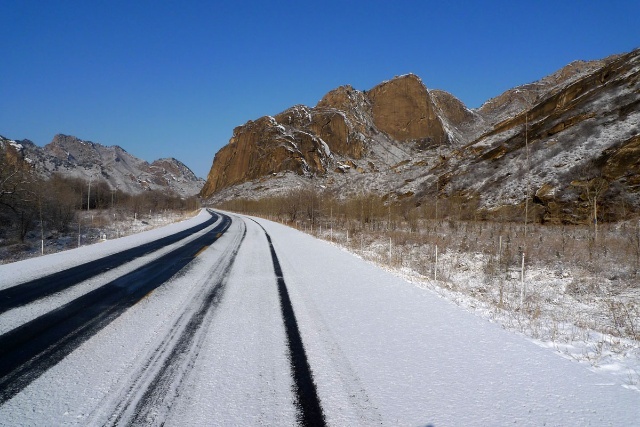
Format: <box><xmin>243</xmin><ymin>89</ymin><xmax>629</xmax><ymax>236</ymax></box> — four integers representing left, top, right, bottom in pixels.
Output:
<box><xmin>99</xmin><ymin>216</ymin><xmax>247</xmax><ymax>426</ymax></box>
<box><xmin>0</xmin><ymin>210</ymin><xmax>219</xmax><ymax>314</ymax></box>
<box><xmin>0</xmin><ymin>213</ymin><xmax>232</xmax><ymax>404</ymax></box>
<box><xmin>251</xmin><ymin>219</ymin><xmax>327</xmax><ymax>427</ymax></box>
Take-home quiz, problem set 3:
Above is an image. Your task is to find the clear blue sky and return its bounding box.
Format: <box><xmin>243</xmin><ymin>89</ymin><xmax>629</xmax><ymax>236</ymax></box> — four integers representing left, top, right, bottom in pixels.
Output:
<box><xmin>1</xmin><ymin>1</ymin><xmax>638</xmax><ymax>178</ymax></box>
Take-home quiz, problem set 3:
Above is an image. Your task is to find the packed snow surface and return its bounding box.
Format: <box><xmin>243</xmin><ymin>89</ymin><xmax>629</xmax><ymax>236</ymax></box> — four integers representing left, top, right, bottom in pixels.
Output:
<box><xmin>0</xmin><ymin>211</ymin><xmax>638</xmax><ymax>426</ymax></box>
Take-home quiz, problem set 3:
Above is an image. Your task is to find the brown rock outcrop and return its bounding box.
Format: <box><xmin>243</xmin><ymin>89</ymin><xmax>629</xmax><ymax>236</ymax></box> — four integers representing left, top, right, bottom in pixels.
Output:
<box><xmin>316</xmin><ymin>85</ymin><xmax>368</xmax><ymax>113</ymax></box>
<box><xmin>473</xmin><ymin>49</ymin><xmax>639</xmax><ymax>144</ymax></box>
<box><xmin>310</xmin><ymin>111</ymin><xmax>363</xmax><ymax>159</ymax></box>
<box><xmin>202</xmin><ymin>48</ymin><xmax>640</xmax><ymax>222</ymax></box>
<box><xmin>367</xmin><ymin>74</ymin><xmax>445</xmax><ymax>142</ymax></box>
<box><xmin>601</xmin><ymin>134</ymin><xmax>640</xmax><ymax>181</ymax></box>
<box><xmin>451</xmin><ymin>48</ymin><xmax>640</xmax><ymax>223</ymax></box>
<box><xmin>202</xmin><ymin>118</ymin><xmax>299</xmax><ymax>197</ymax></box>
<box><xmin>200</xmin><ymin>113</ymin><xmax>340</xmax><ymax>197</ymax></box>
<box><xmin>430</xmin><ymin>89</ymin><xmax>477</xmax><ymax>128</ymax></box>
<box><xmin>200</xmin><ymin>73</ymin><xmax>454</xmax><ymax>197</ymax></box>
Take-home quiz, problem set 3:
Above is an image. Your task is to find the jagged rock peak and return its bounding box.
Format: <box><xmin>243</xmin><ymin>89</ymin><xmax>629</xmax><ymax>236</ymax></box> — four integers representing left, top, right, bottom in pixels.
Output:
<box><xmin>3</xmin><ymin>133</ymin><xmax>204</xmax><ymax>197</ymax></box>
<box><xmin>50</xmin><ymin>133</ymin><xmax>94</xmax><ymax>147</ymax></box>
<box><xmin>316</xmin><ymin>85</ymin><xmax>369</xmax><ymax>111</ymax></box>
<box><xmin>200</xmin><ymin>72</ymin><xmax>455</xmax><ymax>198</ymax></box>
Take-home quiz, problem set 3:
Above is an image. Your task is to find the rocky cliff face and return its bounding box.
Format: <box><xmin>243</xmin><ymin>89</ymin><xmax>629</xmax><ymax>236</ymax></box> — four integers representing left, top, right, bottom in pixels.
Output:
<box><xmin>201</xmin><ymin>74</ymin><xmax>448</xmax><ymax>197</ymax></box>
<box><xmin>368</xmin><ymin>74</ymin><xmax>446</xmax><ymax>143</ymax></box>
<box><xmin>2</xmin><ymin>134</ymin><xmax>204</xmax><ymax>197</ymax></box>
<box><xmin>202</xmin><ymin>48</ymin><xmax>640</xmax><ymax>223</ymax></box>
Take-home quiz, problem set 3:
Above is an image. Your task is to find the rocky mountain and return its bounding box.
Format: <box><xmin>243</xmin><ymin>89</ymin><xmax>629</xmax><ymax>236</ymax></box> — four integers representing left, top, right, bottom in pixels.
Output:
<box><xmin>0</xmin><ymin>134</ymin><xmax>204</xmax><ymax>197</ymax></box>
<box><xmin>201</xmin><ymin>48</ymin><xmax>640</xmax><ymax>223</ymax></box>
<box><xmin>200</xmin><ymin>73</ymin><xmax>448</xmax><ymax>198</ymax></box>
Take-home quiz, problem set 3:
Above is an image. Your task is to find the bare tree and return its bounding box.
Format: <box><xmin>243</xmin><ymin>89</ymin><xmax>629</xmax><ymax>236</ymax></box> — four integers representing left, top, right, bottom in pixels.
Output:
<box><xmin>0</xmin><ymin>144</ymin><xmax>39</xmax><ymax>241</ymax></box>
<box><xmin>573</xmin><ymin>177</ymin><xmax>609</xmax><ymax>242</ymax></box>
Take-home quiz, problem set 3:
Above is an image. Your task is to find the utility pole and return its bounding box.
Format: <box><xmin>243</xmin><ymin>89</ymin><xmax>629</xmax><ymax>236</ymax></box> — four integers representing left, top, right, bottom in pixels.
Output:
<box><xmin>434</xmin><ymin>245</ymin><xmax>438</xmax><ymax>281</ymax></box>
<box><xmin>524</xmin><ymin>112</ymin><xmax>530</xmax><ymax>246</ymax></box>
<box><xmin>435</xmin><ymin>179</ymin><xmax>439</xmax><ymax>223</ymax></box>
<box><xmin>39</xmin><ymin>193</ymin><xmax>44</xmax><ymax>255</ymax></box>
<box><xmin>520</xmin><ymin>251</ymin><xmax>526</xmax><ymax>311</ymax></box>
<box><xmin>311</xmin><ymin>189</ymin><xmax>314</xmax><ymax>234</ymax></box>
<box><xmin>594</xmin><ymin>197</ymin><xmax>598</xmax><ymax>243</ymax></box>
<box><xmin>387</xmin><ymin>150</ymin><xmax>391</xmax><ymax>232</ymax></box>
<box><xmin>87</xmin><ymin>175</ymin><xmax>92</xmax><ymax>212</ymax></box>
<box><xmin>519</xmin><ymin>99</ymin><xmax>531</xmax><ymax>315</ymax></box>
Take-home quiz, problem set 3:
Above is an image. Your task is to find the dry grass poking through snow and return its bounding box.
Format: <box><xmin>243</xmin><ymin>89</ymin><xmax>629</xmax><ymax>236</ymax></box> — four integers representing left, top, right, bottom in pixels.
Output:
<box><xmin>275</xmin><ymin>216</ymin><xmax>640</xmax><ymax>390</ymax></box>
<box><xmin>0</xmin><ymin>209</ymin><xmax>200</xmax><ymax>264</ymax></box>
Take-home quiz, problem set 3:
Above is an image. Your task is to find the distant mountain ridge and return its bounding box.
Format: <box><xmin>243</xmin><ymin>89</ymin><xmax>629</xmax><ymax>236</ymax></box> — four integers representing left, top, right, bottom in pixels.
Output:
<box><xmin>201</xmin><ymin>48</ymin><xmax>640</xmax><ymax>223</ymax></box>
<box><xmin>0</xmin><ymin>134</ymin><xmax>204</xmax><ymax>197</ymax></box>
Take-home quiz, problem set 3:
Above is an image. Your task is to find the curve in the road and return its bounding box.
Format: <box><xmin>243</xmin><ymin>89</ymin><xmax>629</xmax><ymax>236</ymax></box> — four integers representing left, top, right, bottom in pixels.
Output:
<box><xmin>251</xmin><ymin>219</ymin><xmax>326</xmax><ymax>427</ymax></box>
<box><xmin>0</xmin><ymin>213</ymin><xmax>232</xmax><ymax>404</ymax></box>
<box><xmin>0</xmin><ymin>210</ymin><xmax>220</xmax><ymax>314</ymax></box>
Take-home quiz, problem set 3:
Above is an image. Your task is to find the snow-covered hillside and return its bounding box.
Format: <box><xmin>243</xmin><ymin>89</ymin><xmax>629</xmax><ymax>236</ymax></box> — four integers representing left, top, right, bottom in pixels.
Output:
<box><xmin>0</xmin><ymin>212</ymin><xmax>637</xmax><ymax>425</ymax></box>
<box><xmin>0</xmin><ymin>134</ymin><xmax>204</xmax><ymax>197</ymax></box>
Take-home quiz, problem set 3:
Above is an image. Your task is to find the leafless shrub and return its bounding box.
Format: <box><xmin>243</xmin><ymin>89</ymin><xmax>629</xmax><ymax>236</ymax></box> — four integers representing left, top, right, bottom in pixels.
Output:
<box><xmin>608</xmin><ymin>301</ymin><xmax>639</xmax><ymax>340</ymax></box>
<box><xmin>217</xmin><ymin>188</ymin><xmax>640</xmax><ymax>346</ymax></box>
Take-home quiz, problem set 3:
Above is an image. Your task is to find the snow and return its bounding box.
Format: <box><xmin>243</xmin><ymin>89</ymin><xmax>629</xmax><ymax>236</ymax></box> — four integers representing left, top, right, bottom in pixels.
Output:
<box><xmin>8</xmin><ymin>141</ymin><xmax>23</xmax><ymax>150</ymax></box>
<box><xmin>0</xmin><ymin>212</ymin><xmax>638</xmax><ymax>425</ymax></box>
<box><xmin>0</xmin><ymin>212</ymin><xmax>220</xmax><ymax>335</ymax></box>
<box><xmin>0</xmin><ymin>209</ymin><xmax>211</xmax><ymax>289</ymax></box>
<box><xmin>261</xmin><ymin>219</ymin><xmax>639</xmax><ymax>425</ymax></box>
<box><xmin>267</xmin><ymin>115</ymin><xmax>286</xmax><ymax>133</ymax></box>
<box><xmin>318</xmin><ymin>137</ymin><xmax>332</xmax><ymax>157</ymax></box>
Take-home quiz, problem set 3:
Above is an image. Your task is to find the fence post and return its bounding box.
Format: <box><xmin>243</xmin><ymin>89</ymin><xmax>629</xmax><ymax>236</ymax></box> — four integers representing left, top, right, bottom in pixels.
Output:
<box><xmin>434</xmin><ymin>245</ymin><xmax>438</xmax><ymax>281</ymax></box>
<box><xmin>520</xmin><ymin>251</ymin><xmax>525</xmax><ymax>310</ymax></box>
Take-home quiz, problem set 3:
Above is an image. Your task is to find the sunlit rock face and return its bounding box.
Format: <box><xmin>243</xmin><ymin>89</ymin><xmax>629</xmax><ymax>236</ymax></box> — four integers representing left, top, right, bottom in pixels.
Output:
<box><xmin>202</xmin><ymin>49</ymin><xmax>640</xmax><ymax>224</ymax></box>
<box><xmin>201</xmin><ymin>74</ymin><xmax>449</xmax><ymax>197</ymax></box>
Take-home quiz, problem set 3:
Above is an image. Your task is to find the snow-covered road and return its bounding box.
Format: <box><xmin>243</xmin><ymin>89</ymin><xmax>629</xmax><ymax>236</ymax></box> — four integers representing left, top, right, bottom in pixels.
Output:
<box><xmin>0</xmin><ymin>211</ymin><xmax>638</xmax><ymax>426</ymax></box>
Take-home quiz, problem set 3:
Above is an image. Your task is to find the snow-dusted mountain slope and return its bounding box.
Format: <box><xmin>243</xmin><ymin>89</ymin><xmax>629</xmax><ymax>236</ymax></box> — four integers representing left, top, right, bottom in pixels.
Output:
<box><xmin>202</xmin><ymin>49</ymin><xmax>640</xmax><ymax>223</ymax></box>
<box><xmin>0</xmin><ymin>134</ymin><xmax>204</xmax><ymax>197</ymax></box>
